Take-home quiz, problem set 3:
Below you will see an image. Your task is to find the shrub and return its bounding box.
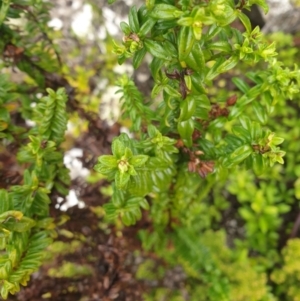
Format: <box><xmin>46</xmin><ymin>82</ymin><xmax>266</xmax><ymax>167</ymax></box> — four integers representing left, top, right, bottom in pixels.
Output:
<box><xmin>1</xmin><ymin>0</ymin><xmax>300</xmax><ymax>300</ymax></box>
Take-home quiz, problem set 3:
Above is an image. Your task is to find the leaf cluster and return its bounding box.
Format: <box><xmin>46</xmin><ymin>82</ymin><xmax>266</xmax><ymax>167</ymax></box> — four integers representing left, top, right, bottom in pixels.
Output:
<box><xmin>0</xmin><ymin>87</ymin><xmax>69</xmax><ymax>298</ymax></box>
<box><xmin>94</xmin><ymin>0</ymin><xmax>300</xmax><ymax>299</ymax></box>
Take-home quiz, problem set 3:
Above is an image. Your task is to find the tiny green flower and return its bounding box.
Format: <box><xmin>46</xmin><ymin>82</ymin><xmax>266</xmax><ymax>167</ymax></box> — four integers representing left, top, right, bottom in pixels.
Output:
<box><xmin>95</xmin><ymin>138</ymin><xmax>148</xmax><ymax>189</ymax></box>
<box><xmin>118</xmin><ymin>159</ymin><xmax>130</xmax><ymax>173</ymax></box>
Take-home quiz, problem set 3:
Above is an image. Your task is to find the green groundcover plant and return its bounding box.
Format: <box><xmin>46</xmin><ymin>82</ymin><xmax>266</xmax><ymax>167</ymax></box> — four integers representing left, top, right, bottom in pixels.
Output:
<box><xmin>1</xmin><ymin>0</ymin><xmax>300</xmax><ymax>300</ymax></box>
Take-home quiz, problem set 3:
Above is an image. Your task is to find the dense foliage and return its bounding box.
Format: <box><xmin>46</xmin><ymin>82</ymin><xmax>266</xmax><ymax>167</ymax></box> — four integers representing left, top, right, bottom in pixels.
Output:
<box><xmin>1</xmin><ymin>0</ymin><xmax>300</xmax><ymax>300</ymax></box>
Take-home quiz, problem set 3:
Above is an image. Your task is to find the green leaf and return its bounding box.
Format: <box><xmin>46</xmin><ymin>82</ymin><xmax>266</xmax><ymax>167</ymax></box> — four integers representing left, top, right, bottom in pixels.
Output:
<box><xmin>130</xmin><ymin>155</ymin><xmax>149</xmax><ymax>167</ymax></box>
<box><xmin>206</xmin><ymin>57</ymin><xmax>225</xmax><ymax>80</ymax></box>
<box><xmin>139</xmin><ymin>17</ymin><xmax>156</xmax><ymax>37</ymax></box>
<box><xmin>128</xmin><ymin>6</ymin><xmax>140</xmax><ymax>33</ymax></box>
<box><xmin>232</xmin><ymin>77</ymin><xmax>250</xmax><ymax>93</ymax></box>
<box><xmin>179</xmin><ymin>96</ymin><xmax>196</xmax><ymax>121</ymax></box>
<box><xmin>0</xmin><ymin>211</ymin><xmax>23</xmax><ymax>223</ymax></box>
<box><xmin>191</xmin><ymin>74</ymin><xmax>206</xmax><ymax>93</ymax></box>
<box><xmin>121</xmin><ymin>211</ymin><xmax>135</xmax><ymax>226</ymax></box>
<box><xmin>0</xmin><ymin>0</ymin><xmax>11</xmax><ymax>28</ymax></box>
<box><xmin>147</xmin><ymin>124</ymin><xmax>158</xmax><ymax>138</ymax></box>
<box><xmin>128</xmin><ymin>170</ymin><xmax>152</xmax><ymax>196</ymax></box>
<box><xmin>251</xmin><ymin>0</ymin><xmax>269</xmax><ymax>14</ymax></box>
<box><xmin>150</xmin><ymin>57</ymin><xmax>165</xmax><ymax>79</ymax></box>
<box><xmin>29</xmin><ymin>232</ymin><xmax>52</xmax><ymax>251</ymax></box>
<box><xmin>264</xmin><ymin>206</ymin><xmax>278</xmax><ymax>216</ymax></box>
<box><xmin>94</xmin><ymin>164</ymin><xmax>116</xmax><ymax>176</ymax></box>
<box><xmin>0</xmin><ymin>284</ymin><xmax>8</xmax><ymax>299</ymax></box>
<box><xmin>274</xmin><ymin>152</ymin><xmax>285</xmax><ymax>165</ymax></box>
<box><xmin>232</xmin><ymin>126</ymin><xmax>251</xmax><ymax>142</ymax></box>
<box><xmin>112</xmin><ymin>139</ymin><xmax>126</xmax><ymax>159</ymax></box>
<box><xmin>120</xmin><ymin>21</ymin><xmax>131</xmax><ymax>35</ymax></box>
<box><xmin>258</xmin><ymin>216</ymin><xmax>268</xmax><ymax>234</ymax></box>
<box><xmin>193</xmin><ymin>27</ymin><xmax>205</xmax><ymax>44</ymax></box>
<box><xmin>0</xmin><ymin>107</ymin><xmax>10</xmax><ymax>123</ymax></box>
<box><xmin>0</xmin><ymin>190</ymin><xmax>12</xmax><ymax>215</ymax></box>
<box><xmin>139</xmin><ymin>198</ymin><xmax>149</xmax><ymax>210</ymax></box>
<box><xmin>228</xmin><ymin>104</ymin><xmax>243</xmax><ymax>120</ymax></box>
<box><xmin>164</xmin><ymin>85</ymin><xmax>182</xmax><ymax>98</ymax></box>
<box><xmin>278</xmin><ymin>204</ymin><xmax>290</xmax><ymax>214</ymax></box>
<box><xmin>124</xmin><ymin>147</ymin><xmax>133</xmax><ymax>159</ymax></box>
<box><xmin>250</xmin><ymin>121</ymin><xmax>262</xmax><ymax>141</ymax></box>
<box><xmin>177</xmin><ymin>17</ymin><xmax>194</xmax><ymax>27</ymax></box>
<box><xmin>239</xmin><ymin>115</ymin><xmax>252</xmax><ymax>131</ymax></box>
<box><xmin>185</xmin><ymin>42</ymin><xmax>205</xmax><ymax>73</ymax></box>
<box><xmin>35</xmin><ymin>88</ymin><xmax>68</xmax><ymax>144</ymax></box>
<box><xmin>224</xmin><ymin>134</ymin><xmax>244</xmax><ymax>149</ymax></box>
<box><xmin>252</xmin><ymin>153</ymin><xmax>265</xmax><ymax>175</ymax></box>
<box><xmin>239</xmin><ymin>207</ymin><xmax>253</xmax><ymax>220</ymax></box>
<box><xmin>177</xmin><ymin>119</ymin><xmax>194</xmax><ymax>147</ymax></box>
<box><xmin>2</xmin><ymin>216</ymin><xmax>36</xmax><ymax>232</ymax></box>
<box><xmin>271</xmin><ymin>136</ymin><xmax>284</xmax><ymax>146</ymax></box>
<box><xmin>208</xmin><ymin>41</ymin><xmax>232</xmax><ymax>53</ymax></box>
<box><xmin>104</xmin><ymin>203</ymin><xmax>118</xmax><ymax>219</ymax></box>
<box><xmin>144</xmin><ymin>39</ymin><xmax>172</xmax><ymax>60</ymax></box>
<box><xmin>28</xmin><ymin>135</ymin><xmax>41</xmax><ymax>154</ymax></box>
<box><xmin>115</xmin><ymin>171</ymin><xmax>130</xmax><ymax>189</ymax></box>
<box><xmin>178</xmin><ymin>26</ymin><xmax>195</xmax><ymax>62</ymax></box>
<box><xmin>205</xmin><ymin>24</ymin><xmax>223</xmax><ymax>41</ymax></box>
<box><xmin>238</xmin><ymin>12</ymin><xmax>252</xmax><ymax>33</ymax></box>
<box><xmin>98</xmin><ymin>155</ymin><xmax>118</xmax><ymax>168</ymax></box>
<box><xmin>150</xmin><ymin>4</ymin><xmax>183</xmax><ymax>20</ymax></box>
<box><xmin>252</xmin><ymin>101</ymin><xmax>268</xmax><ymax>124</ymax></box>
<box><xmin>162</xmin><ymin>40</ymin><xmax>178</xmax><ymax>58</ymax></box>
<box><xmin>217</xmin><ymin>55</ymin><xmax>239</xmax><ymax>73</ymax></box>
<box><xmin>151</xmin><ymin>84</ymin><xmax>164</xmax><ymax>98</ymax></box>
<box><xmin>225</xmin><ymin>144</ymin><xmax>253</xmax><ymax>167</ymax></box>
<box><xmin>128</xmin><ymin>165</ymin><xmax>137</xmax><ymax>176</ymax></box>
